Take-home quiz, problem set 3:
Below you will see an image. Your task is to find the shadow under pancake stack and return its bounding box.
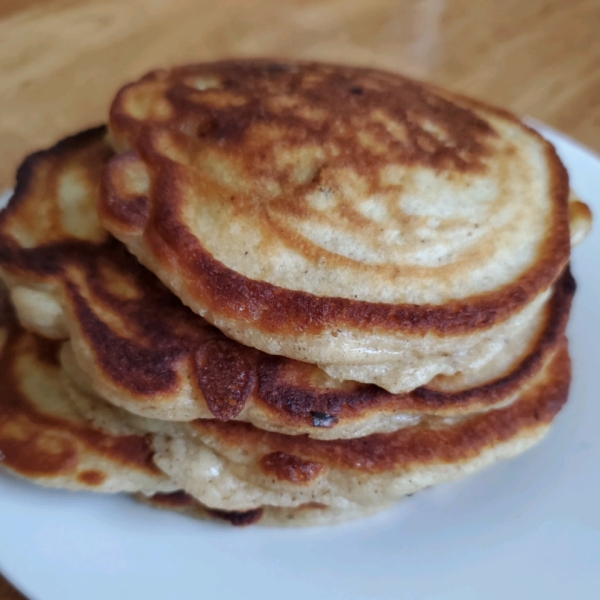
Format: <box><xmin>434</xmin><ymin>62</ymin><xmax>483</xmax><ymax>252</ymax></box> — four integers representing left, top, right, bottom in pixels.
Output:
<box><xmin>0</xmin><ymin>60</ymin><xmax>592</xmax><ymax>527</ymax></box>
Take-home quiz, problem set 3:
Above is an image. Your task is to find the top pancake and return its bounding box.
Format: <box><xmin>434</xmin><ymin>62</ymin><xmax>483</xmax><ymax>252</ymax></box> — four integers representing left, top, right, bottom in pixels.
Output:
<box><xmin>101</xmin><ymin>59</ymin><xmax>577</xmax><ymax>391</ymax></box>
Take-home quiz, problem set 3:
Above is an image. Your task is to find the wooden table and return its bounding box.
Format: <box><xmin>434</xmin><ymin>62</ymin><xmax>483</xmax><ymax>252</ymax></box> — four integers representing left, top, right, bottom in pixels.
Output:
<box><xmin>0</xmin><ymin>0</ymin><xmax>599</xmax><ymax>597</ymax></box>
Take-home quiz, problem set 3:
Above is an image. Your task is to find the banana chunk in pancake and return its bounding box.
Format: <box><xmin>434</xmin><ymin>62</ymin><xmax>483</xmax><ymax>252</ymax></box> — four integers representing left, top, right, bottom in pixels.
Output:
<box><xmin>0</xmin><ymin>304</ymin><xmax>176</xmax><ymax>494</ymax></box>
<box><xmin>0</xmin><ymin>128</ymin><xmax>578</xmax><ymax>439</ymax></box>
<box><xmin>101</xmin><ymin>59</ymin><xmax>591</xmax><ymax>392</ymax></box>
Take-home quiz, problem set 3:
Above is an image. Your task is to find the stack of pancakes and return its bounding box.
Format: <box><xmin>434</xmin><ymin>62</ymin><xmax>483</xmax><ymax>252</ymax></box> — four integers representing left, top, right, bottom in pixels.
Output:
<box><xmin>0</xmin><ymin>60</ymin><xmax>592</xmax><ymax>526</ymax></box>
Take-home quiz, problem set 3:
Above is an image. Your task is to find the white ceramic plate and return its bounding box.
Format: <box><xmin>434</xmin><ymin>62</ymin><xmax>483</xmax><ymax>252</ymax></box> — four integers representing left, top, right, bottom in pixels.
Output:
<box><xmin>0</xmin><ymin>124</ymin><xmax>598</xmax><ymax>600</ymax></box>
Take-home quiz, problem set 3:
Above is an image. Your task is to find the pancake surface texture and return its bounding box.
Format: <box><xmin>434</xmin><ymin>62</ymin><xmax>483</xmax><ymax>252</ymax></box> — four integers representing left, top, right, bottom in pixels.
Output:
<box><xmin>101</xmin><ymin>59</ymin><xmax>578</xmax><ymax>392</ymax></box>
<box><xmin>0</xmin><ymin>129</ymin><xmax>578</xmax><ymax>440</ymax></box>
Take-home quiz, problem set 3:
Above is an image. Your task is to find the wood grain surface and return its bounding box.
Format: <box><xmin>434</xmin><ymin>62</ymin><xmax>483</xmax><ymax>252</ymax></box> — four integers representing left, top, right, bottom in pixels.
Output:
<box><xmin>0</xmin><ymin>0</ymin><xmax>599</xmax><ymax>597</ymax></box>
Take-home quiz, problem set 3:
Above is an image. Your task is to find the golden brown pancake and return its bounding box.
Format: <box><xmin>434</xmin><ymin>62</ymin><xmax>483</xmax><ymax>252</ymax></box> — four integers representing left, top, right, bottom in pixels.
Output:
<box><xmin>0</xmin><ymin>302</ymin><xmax>176</xmax><ymax>494</ymax></box>
<box><xmin>65</xmin><ymin>330</ymin><xmax>570</xmax><ymax>513</ymax></box>
<box><xmin>0</xmin><ymin>305</ymin><xmax>360</xmax><ymax>526</ymax></box>
<box><xmin>568</xmin><ymin>190</ymin><xmax>593</xmax><ymax>246</ymax></box>
<box><xmin>136</xmin><ymin>491</ymin><xmax>390</xmax><ymax>527</ymax></box>
<box><xmin>0</xmin><ymin>318</ymin><xmax>361</xmax><ymax>527</ymax></box>
<box><xmin>0</xmin><ymin>128</ymin><xmax>576</xmax><ymax>439</ymax></box>
<box><xmin>100</xmin><ymin>59</ymin><xmax>587</xmax><ymax>393</ymax></box>
<box><xmin>149</xmin><ymin>337</ymin><xmax>570</xmax><ymax>512</ymax></box>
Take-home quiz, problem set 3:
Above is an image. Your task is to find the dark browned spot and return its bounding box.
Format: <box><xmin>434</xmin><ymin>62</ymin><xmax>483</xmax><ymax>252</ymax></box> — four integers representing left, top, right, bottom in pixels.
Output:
<box><xmin>78</xmin><ymin>469</ymin><xmax>107</xmax><ymax>486</ymax></box>
<box><xmin>0</xmin><ymin>292</ymin><xmax>14</xmax><ymax>327</ymax></box>
<box><xmin>206</xmin><ymin>507</ymin><xmax>264</xmax><ymax>527</ymax></box>
<box><xmin>261</xmin><ymin>451</ymin><xmax>326</xmax><ymax>484</ymax></box>
<box><xmin>193</xmin><ymin>339</ymin><xmax>256</xmax><ymax>420</ymax></box>
<box><xmin>311</xmin><ymin>411</ymin><xmax>339</xmax><ymax>427</ymax></box>
<box><xmin>297</xmin><ymin>501</ymin><xmax>328</xmax><ymax>510</ymax></box>
<box><xmin>196</xmin><ymin>116</ymin><xmax>216</xmax><ymax>137</ymax></box>
<box><xmin>32</xmin><ymin>336</ymin><xmax>61</xmax><ymax>367</ymax></box>
<box><xmin>145</xmin><ymin>490</ymin><xmax>198</xmax><ymax>508</ymax></box>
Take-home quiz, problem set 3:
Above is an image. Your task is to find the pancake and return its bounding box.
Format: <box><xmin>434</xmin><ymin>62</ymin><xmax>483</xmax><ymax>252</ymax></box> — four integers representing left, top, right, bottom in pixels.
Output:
<box><xmin>64</xmin><ymin>333</ymin><xmax>571</xmax><ymax>513</ymax></box>
<box><xmin>0</xmin><ymin>303</ymin><xmax>176</xmax><ymax>495</ymax></box>
<box><xmin>61</xmin><ymin>268</ymin><xmax>573</xmax><ymax>441</ymax></box>
<box><xmin>100</xmin><ymin>59</ymin><xmax>588</xmax><ymax>393</ymax></box>
<box><xmin>0</xmin><ymin>304</ymin><xmax>368</xmax><ymax>526</ymax></box>
<box><xmin>136</xmin><ymin>491</ymin><xmax>390</xmax><ymax>527</ymax></box>
<box><xmin>568</xmin><ymin>190</ymin><xmax>593</xmax><ymax>246</ymax></box>
<box><xmin>52</xmin><ymin>364</ymin><xmax>392</xmax><ymax>527</ymax></box>
<box><xmin>152</xmin><ymin>340</ymin><xmax>571</xmax><ymax>512</ymax></box>
<box><xmin>0</xmin><ymin>128</ymin><xmax>576</xmax><ymax>439</ymax></box>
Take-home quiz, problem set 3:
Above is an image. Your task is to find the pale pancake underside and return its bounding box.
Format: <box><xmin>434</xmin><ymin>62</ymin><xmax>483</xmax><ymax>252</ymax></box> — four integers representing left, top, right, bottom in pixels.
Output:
<box><xmin>136</xmin><ymin>491</ymin><xmax>392</xmax><ymax>528</ymax></box>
